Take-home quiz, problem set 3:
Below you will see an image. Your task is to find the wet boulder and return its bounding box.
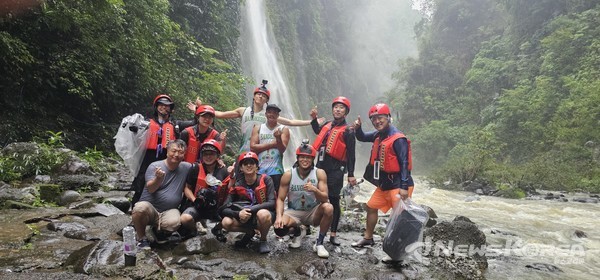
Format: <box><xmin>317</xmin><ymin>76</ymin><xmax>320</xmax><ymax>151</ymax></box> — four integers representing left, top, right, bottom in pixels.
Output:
<box><xmin>54</xmin><ymin>174</ymin><xmax>102</xmax><ymax>192</ymax></box>
<box><xmin>296</xmin><ymin>259</ymin><xmax>335</xmax><ymax>279</ymax></box>
<box><xmin>60</xmin><ymin>154</ymin><xmax>91</xmax><ymax>175</ymax></box>
<box><xmin>103</xmin><ymin>196</ymin><xmax>131</xmax><ymax>213</ymax></box>
<box><xmin>59</xmin><ymin>190</ymin><xmax>82</xmax><ymax>206</ymax></box>
<box><xmin>174</xmin><ymin>236</ymin><xmax>221</xmax><ymax>255</ymax></box>
<box><xmin>526</xmin><ymin>262</ymin><xmax>563</xmax><ymax>273</ymax></box>
<box><xmin>423</xmin><ymin>217</ymin><xmax>488</xmax><ymax>279</ymax></box>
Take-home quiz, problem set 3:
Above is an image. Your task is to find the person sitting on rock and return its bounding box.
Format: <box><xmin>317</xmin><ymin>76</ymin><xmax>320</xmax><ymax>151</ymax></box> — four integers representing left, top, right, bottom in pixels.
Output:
<box><xmin>132</xmin><ymin>139</ymin><xmax>192</xmax><ymax>249</ymax></box>
<box><xmin>218</xmin><ymin>152</ymin><xmax>276</xmax><ymax>254</ymax></box>
<box><xmin>274</xmin><ymin>140</ymin><xmax>333</xmax><ymax>258</ymax></box>
<box><xmin>180</xmin><ymin>139</ymin><xmax>230</xmax><ymax>240</ymax></box>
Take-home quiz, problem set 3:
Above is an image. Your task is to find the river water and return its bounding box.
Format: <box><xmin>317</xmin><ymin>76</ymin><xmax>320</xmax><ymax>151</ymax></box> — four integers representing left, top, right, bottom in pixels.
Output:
<box><xmin>408</xmin><ymin>181</ymin><xmax>600</xmax><ymax>279</ymax></box>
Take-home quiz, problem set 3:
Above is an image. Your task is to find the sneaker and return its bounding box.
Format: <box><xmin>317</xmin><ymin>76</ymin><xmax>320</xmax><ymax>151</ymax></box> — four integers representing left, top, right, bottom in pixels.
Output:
<box><xmin>351</xmin><ymin>238</ymin><xmax>375</xmax><ymax>248</ymax></box>
<box><xmin>329</xmin><ymin>236</ymin><xmax>341</xmax><ymax>246</ymax></box>
<box><xmin>155</xmin><ymin>231</ymin><xmax>181</xmax><ymax>244</ymax></box>
<box><xmin>234</xmin><ymin>232</ymin><xmax>255</xmax><ymax>248</ymax></box>
<box><xmin>382</xmin><ymin>255</ymin><xmax>401</xmax><ymax>264</ymax></box>
<box><xmin>137</xmin><ymin>238</ymin><xmax>151</xmax><ymax>250</ymax></box>
<box><xmin>196</xmin><ymin>222</ymin><xmax>208</xmax><ymax>235</ymax></box>
<box><xmin>289</xmin><ymin>226</ymin><xmax>306</xmax><ymax>249</ymax></box>
<box><xmin>257</xmin><ymin>241</ymin><xmax>270</xmax><ymax>254</ymax></box>
<box><xmin>313</xmin><ymin>242</ymin><xmax>329</xmax><ymax>258</ymax></box>
<box><xmin>211</xmin><ymin>224</ymin><xmax>227</xmax><ymax>243</ymax></box>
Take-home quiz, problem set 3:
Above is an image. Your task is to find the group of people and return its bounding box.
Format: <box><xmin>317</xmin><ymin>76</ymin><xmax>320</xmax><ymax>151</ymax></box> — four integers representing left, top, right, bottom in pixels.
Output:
<box><xmin>128</xmin><ymin>80</ymin><xmax>413</xmax><ymax>260</ymax></box>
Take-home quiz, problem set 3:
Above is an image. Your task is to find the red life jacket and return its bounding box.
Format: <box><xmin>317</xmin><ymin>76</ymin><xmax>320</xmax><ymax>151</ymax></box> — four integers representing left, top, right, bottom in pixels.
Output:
<box><xmin>193</xmin><ymin>164</ymin><xmax>230</xmax><ymax>207</ymax></box>
<box><xmin>230</xmin><ymin>174</ymin><xmax>269</xmax><ymax>205</ymax></box>
<box><xmin>369</xmin><ymin>132</ymin><xmax>412</xmax><ymax>173</ymax></box>
<box><xmin>183</xmin><ymin>126</ymin><xmax>219</xmax><ymax>163</ymax></box>
<box><xmin>312</xmin><ymin>122</ymin><xmax>347</xmax><ymax>161</ymax></box>
<box><xmin>146</xmin><ymin>119</ymin><xmax>175</xmax><ymax>150</ymax></box>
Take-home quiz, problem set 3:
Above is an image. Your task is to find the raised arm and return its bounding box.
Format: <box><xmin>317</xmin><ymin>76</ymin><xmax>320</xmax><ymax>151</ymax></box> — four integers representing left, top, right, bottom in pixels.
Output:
<box><xmin>214</xmin><ymin>106</ymin><xmax>245</xmax><ymax>119</ymax></box>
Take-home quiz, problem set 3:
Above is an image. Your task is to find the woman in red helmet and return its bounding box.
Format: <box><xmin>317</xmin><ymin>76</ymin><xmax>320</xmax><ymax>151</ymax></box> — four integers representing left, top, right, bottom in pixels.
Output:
<box><xmin>218</xmin><ymin>151</ymin><xmax>276</xmax><ymax>254</ymax></box>
<box><xmin>180</xmin><ymin>139</ymin><xmax>230</xmax><ymax>239</ymax></box>
<box><xmin>179</xmin><ymin>104</ymin><xmax>227</xmax><ymax>164</ymax></box>
<box><xmin>309</xmin><ymin>96</ymin><xmax>357</xmax><ymax>246</ymax></box>
<box><xmin>350</xmin><ymin>103</ymin><xmax>414</xmax><ymax>254</ymax></box>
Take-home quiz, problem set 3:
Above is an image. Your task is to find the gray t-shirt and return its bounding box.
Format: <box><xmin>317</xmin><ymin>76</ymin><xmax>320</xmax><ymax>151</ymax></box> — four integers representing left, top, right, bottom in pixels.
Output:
<box><xmin>141</xmin><ymin>160</ymin><xmax>192</xmax><ymax>212</ymax></box>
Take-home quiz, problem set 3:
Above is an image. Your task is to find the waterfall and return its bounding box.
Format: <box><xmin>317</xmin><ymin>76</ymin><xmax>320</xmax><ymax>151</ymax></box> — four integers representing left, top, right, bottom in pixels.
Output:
<box><xmin>239</xmin><ymin>0</ymin><xmax>306</xmax><ymax>164</ymax></box>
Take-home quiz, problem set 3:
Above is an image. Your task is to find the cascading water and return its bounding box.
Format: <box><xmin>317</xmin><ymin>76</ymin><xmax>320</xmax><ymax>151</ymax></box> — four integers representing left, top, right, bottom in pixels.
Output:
<box><xmin>239</xmin><ymin>0</ymin><xmax>306</xmax><ymax>163</ymax></box>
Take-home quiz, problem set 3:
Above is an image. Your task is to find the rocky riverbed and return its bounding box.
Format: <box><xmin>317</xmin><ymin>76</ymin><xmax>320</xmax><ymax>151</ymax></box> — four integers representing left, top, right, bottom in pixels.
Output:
<box><xmin>0</xmin><ymin>142</ymin><xmax>489</xmax><ymax>279</ymax></box>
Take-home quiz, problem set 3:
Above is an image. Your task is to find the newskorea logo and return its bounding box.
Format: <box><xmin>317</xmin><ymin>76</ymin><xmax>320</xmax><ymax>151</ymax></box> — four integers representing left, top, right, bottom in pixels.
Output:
<box><xmin>403</xmin><ymin>237</ymin><xmax>586</xmax><ymax>265</ymax></box>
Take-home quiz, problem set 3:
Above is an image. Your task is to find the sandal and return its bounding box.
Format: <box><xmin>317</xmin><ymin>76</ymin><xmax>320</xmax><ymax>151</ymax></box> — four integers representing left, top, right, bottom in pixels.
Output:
<box><xmin>351</xmin><ymin>238</ymin><xmax>375</xmax><ymax>248</ymax></box>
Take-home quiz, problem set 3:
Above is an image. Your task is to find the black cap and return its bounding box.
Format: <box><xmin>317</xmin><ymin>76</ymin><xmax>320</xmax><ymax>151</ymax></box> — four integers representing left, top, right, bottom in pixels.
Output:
<box><xmin>266</xmin><ymin>103</ymin><xmax>281</xmax><ymax>113</ymax></box>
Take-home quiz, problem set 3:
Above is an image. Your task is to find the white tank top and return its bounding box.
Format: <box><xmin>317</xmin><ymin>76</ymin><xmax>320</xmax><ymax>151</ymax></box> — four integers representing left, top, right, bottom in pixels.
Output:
<box><xmin>258</xmin><ymin>123</ymin><xmax>284</xmax><ymax>175</ymax></box>
<box><xmin>239</xmin><ymin>106</ymin><xmax>266</xmax><ymax>153</ymax></box>
<box><xmin>288</xmin><ymin>167</ymin><xmax>319</xmax><ymax>211</ymax></box>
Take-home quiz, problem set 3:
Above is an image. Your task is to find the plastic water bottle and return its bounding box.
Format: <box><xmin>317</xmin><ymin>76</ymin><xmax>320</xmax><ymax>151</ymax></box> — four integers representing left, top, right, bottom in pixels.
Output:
<box><xmin>122</xmin><ymin>225</ymin><xmax>137</xmax><ymax>266</ymax></box>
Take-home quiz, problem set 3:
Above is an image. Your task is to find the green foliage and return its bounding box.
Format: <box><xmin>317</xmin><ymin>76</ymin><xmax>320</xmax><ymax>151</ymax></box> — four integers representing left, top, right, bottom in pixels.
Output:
<box><xmin>390</xmin><ymin>0</ymin><xmax>600</xmax><ymax>193</ymax></box>
<box><xmin>432</xmin><ymin>127</ymin><xmax>502</xmax><ymax>185</ymax></box>
<box><xmin>495</xmin><ymin>183</ymin><xmax>526</xmax><ymax>199</ymax></box>
<box><xmin>0</xmin><ymin>156</ymin><xmax>21</xmax><ymax>182</ymax></box>
<box><xmin>0</xmin><ymin>0</ymin><xmax>245</xmax><ymax>151</ymax></box>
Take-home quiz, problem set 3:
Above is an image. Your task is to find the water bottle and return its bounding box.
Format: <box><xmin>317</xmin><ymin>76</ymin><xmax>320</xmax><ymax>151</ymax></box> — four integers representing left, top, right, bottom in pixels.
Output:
<box><xmin>122</xmin><ymin>225</ymin><xmax>137</xmax><ymax>266</ymax></box>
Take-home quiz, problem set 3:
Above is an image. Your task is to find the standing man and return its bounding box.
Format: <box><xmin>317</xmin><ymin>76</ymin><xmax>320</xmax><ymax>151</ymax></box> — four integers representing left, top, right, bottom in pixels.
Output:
<box><xmin>131</xmin><ymin>94</ymin><xmax>195</xmax><ymax>206</ymax></box>
<box><xmin>218</xmin><ymin>152</ymin><xmax>276</xmax><ymax>254</ymax></box>
<box><xmin>310</xmin><ymin>96</ymin><xmax>357</xmax><ymax>245</ymax></box>
<box><xmin>132</xmin><ymin>139</ymin><xmax>192</xmax><ymax>248</ymax></box>
<box><xmin>351</xmin><ymin>103</ymin><xmax>414</xmax><ymax>251</ymax></box>
<box><xmin>180</xmin><ymin>139</ymin><xmax>230</xmax><ymax>239</ymax></box>
<box><xmin>180</xmin><ymin>104</ymin><xmax>227</xmax><ymax>164</ymax></box>
<box><xmin>274</xmin><ymin>142</ymin><xmax>333</xmax><ymax>258</ymax></box>
<box><xmin>250</xmin><ymin>103</ymin><xmax>290</xmax><ymax>193</ymax></box>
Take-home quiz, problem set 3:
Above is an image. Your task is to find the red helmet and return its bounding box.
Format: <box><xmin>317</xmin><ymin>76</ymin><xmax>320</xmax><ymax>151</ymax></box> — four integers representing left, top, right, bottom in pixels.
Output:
<box><xmin>153</xmin><ymin>94</ymin><xmax>174</xmax><ymax>110</ymax></box>
<box><xmin>253</xmin><ymin>87</ymin><xmax>271</xmax><ymax>100</ymax></box>
<box><xmin>195</xmin><ymin>104</ymin><xmax>215</xmax><ymax>117</ymax></box>
<box><xmin>368</xmin><ymin>103</ymin><xmax>391</xmax><ymax>118</ymax></box>
<box><xmin>296</xmin><ymin>142</ymin><xmax>317</xmax><ymax>158</ymax></box>
<box><xmin>332</xmin><ymin>96</ymin><xmax>351</xmax><ymax>113</ymax></box>
<box><xmin>200</xmin><ymin>139</ymin><xmax>222</xmax><ymax>154</ymax></box>
<box><xmin>237</xmin><ymin>151</ymin><xmax>259</xmax><ymax>165</ymax></box>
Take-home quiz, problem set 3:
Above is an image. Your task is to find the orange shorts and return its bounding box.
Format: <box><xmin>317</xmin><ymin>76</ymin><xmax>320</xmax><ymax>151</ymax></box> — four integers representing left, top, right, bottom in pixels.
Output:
<box><xmin>366</xmin><ymin>186</ymin><xmax>414</xmax><ymax>213</ymax></box>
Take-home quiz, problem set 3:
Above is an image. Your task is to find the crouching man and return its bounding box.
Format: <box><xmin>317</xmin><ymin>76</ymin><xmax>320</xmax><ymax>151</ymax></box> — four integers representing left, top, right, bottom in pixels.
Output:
<box><xmin>218</xmin><ymin>152</ymin><xmax>276</xmax><ymax>254</ymax></box>
<box><xmin>274</xmin><ymin>141</ymin><xmax>333</xmax><ymax>258</ymax></box>
<box><xmin>132</xmin><ymin>139</ymin><xmax>192</xmax><ymax>248</ymax></box>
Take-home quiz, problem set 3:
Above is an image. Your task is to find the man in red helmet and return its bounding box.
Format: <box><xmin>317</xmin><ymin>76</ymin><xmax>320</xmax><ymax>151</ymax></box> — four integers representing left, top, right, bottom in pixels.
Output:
<box><xmin>180</xmin><ymin>104</ymin><xmax>227</xmax><ymax>164</ymax></box>
<box><xmin>309</xmin><ymin>96</ymin><xmax>357</xmax><ymax>246</ymax></box>
<box><xmin>274</xmin><ymin>141</ymin><xmax>333</xmax><ymax>258</ymax></box>
<box><xmin>351</xmin><ymin>103</ymin><xmax>414</xmax><ymax>255</ymax></box>
<box><xmin>180</xmin><ymin>139</ymin><xmax>230</xmax><ymax>240</ymax></box>
<box><xmin>130</xmin><ymin>94</ymin><xmax>196</xmax><ymax>207</ymax></box>
<box><xmin>218</xmin><ymin>151</ymin><xmax>276</xmax><ymax>254</ymax></box>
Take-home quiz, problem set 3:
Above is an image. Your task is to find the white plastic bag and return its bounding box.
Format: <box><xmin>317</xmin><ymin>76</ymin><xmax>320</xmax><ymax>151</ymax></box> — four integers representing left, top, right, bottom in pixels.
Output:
<box><xmin>383</xmin><ymin>198</ymin><xmax>429</xmax><ymax>260</ymax></box>
<box><xmin>114</xmin><ymin>113</ymin><xmax>149</xmax><ymax>176</ymax></box>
